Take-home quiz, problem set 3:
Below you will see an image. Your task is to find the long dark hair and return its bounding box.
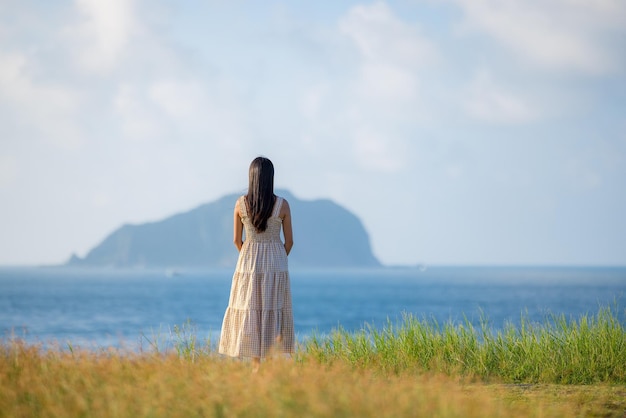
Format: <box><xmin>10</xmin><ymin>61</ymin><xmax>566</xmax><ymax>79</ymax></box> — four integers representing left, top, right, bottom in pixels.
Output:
<box><xmin>246</xmin><ymin>157</ymin><xmax>276</xmax><ymax>232</ymax></box>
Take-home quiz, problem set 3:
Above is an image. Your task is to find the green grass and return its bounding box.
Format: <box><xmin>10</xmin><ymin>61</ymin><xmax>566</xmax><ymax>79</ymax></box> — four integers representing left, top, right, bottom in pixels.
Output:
<box><xmin>303</xmin><ymin>305</ymin><xmax>626</xmax><ymax>384</ymax></box>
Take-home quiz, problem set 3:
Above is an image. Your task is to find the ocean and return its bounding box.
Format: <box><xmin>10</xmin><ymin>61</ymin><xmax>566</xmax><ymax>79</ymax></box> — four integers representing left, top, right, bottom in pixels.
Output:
<box><xmin>1</xmin><ymin>266</ymin><xmax>625</xmax><ymax>350</ymax></box>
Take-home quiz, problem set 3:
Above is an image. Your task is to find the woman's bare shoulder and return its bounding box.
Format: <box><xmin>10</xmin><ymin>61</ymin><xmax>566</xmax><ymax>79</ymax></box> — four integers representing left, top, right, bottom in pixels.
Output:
<box><xmin>235</xmin><ymin>196</ymin><xmax>245</xmax><ymax>213</ymax></box>
<box><xmin>279</xmin><ymin>197</ymin><xmax>291</xmax><ymax>216</ymax></box>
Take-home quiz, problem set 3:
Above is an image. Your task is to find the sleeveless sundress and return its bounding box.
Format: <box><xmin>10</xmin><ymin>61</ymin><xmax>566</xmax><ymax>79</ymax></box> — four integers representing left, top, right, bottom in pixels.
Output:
<box><xmin>218</xmin><ymin>195</ymin><xmax>295</xmax><ymax>358</ymax></box>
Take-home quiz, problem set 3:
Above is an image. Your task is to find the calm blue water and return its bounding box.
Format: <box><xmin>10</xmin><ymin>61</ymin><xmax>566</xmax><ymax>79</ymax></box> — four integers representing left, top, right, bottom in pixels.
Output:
<box><xmin>1</xmin><ymin>266</ymin><xmax>625</xmax><ymax>350</ymax></box>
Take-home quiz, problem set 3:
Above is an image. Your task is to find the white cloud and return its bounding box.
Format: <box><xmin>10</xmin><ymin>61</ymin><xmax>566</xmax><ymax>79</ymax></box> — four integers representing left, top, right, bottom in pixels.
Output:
<box><xmin>340</xmin><ymin>1</ymin><xmax>437</xmax><ymax>102</ymax></box>
<box><xmin>66</xmin><ymin>0</ymin><xmax>136</xmax><ymax>74</ymax></box>
<box><xmin>331</xmin><ymin>2</ymin><xmax>440</xmax><ymax>171</ymax></box>
<box><xmin>455</xmin><ymin>0</ymin><xmax>626</xmax><ymax>74</ymax></box>
<box><xmin>0</xmin><ymin>52</ymin><xmax>83</xmax><ymax>149</ymax></box>
<box><xmin>463</xmin><ymin>70</ymin><xmax>536</xmax><ymax>124</ymax></box>
<box><xmin>340</xmin><ymin>1</ymin><xmax>436</xmax><ymax>68</ymax></box>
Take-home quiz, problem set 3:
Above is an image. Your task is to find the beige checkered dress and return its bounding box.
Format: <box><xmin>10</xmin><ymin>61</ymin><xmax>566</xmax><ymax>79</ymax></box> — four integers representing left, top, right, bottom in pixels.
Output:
<box><xmin>218</xmin><ymin>195</ymin><xmax>295</xmax><ymax>358</ymax></box>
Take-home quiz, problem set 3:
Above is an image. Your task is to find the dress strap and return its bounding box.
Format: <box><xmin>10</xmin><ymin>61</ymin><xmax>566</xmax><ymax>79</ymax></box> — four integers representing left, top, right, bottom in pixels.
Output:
<box><xmin>238</xmin><ymin>196</ymin><xmax>247</xmax><ymax>217</ymax></box>
<box><xmin>272</xmin><ymin>197</ymin><xmax>283</xmax><ymax>217</ymax></box>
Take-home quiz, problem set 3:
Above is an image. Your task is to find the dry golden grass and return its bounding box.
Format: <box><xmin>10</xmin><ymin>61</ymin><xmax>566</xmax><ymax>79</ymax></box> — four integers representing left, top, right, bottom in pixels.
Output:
<box><xmin>2</xmin><ymin>341</ymin><xmax>625</xmax><ymax>418</ymax></box>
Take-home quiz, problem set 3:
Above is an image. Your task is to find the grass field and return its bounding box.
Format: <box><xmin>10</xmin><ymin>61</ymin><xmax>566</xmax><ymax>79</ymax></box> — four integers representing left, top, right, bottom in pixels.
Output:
<box><xmin>2</xmin><ymin>307</ymin><xmax>625</xmax><ymax>417</ymax></box>
<box><xmin>304</xmin><ymin>306</ymin><xmax>626</xmax><ymax>384</ymax></box>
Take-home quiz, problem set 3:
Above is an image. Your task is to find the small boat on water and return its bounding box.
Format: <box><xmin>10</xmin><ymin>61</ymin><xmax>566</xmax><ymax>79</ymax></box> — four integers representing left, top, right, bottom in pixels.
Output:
<box><xmin>164</xmin><ymin>269</ymin><xmax>182</xmax><ymax>278</ymax></box>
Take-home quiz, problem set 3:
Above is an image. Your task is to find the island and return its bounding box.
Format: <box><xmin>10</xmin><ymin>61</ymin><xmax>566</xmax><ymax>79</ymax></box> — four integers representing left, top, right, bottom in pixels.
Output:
<box><xmin>67</xmin><ymin>190</ymin><xmax>380</xmax><ymax>269</ymax></box>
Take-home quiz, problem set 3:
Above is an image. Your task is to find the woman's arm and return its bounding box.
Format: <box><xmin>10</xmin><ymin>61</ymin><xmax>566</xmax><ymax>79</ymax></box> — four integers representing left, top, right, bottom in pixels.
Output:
<box><xmin>281</xmin><ymin>199</ymin><xmax>293</xmax><ymax>256</ymax></box>
<box><xmin>233</xmin><ymin>199</ymin><xmax>243</xmax><ymax>252</ymax></box>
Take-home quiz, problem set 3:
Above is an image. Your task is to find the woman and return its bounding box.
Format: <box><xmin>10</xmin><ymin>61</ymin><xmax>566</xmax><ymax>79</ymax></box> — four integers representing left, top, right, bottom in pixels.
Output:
<box><xmin>218</xmin><ymin>157</ymin><xmax>294</xmax><ymax>370</ymax></box>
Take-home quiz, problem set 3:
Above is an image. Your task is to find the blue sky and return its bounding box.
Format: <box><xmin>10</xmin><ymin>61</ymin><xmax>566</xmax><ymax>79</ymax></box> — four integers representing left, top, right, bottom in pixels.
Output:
<box><xmin>1</xmin><ymin>0</ymin><xmax>625</xmax><ymax>266</ymax></box>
